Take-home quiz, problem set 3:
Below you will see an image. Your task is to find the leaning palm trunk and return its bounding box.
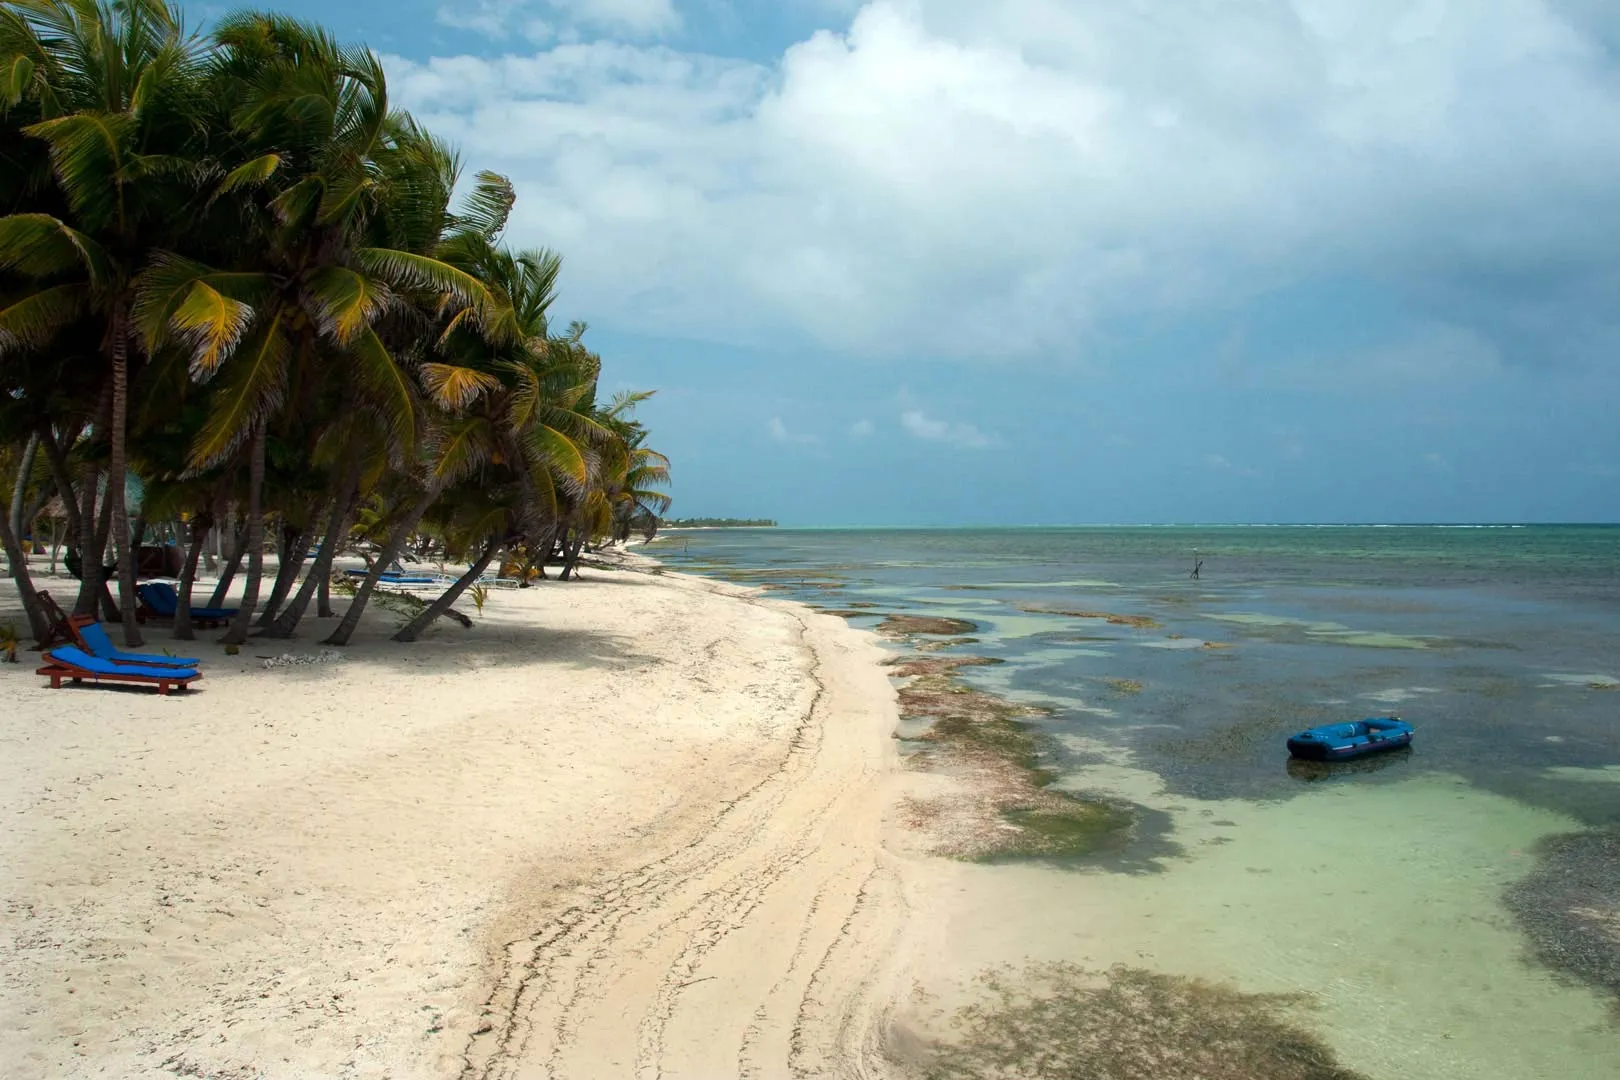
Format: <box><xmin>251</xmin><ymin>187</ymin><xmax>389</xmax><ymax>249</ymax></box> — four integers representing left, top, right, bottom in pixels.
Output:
<box><xmin>208</xmin><ymin>522</ymin><xmax>248</xmax><ymax>609</ymax></box>
<box><xmin>324</xmin><ymin>485</ymin><xmax>440</xmax><ymax>647</ymax></box>
<box><xmin>559</xmin><ymin>531</ymin><xmax>587</xmax><ymax>580</ymax></box>
<box><xmin>391</xmin><ymin>537</ymin><xmax>499</xmax><ymax>643</ymax></box>
<box><xmin>9</xmin><ymin>433</ymin><xmax>37</xmax><ymax>543</ymax></box>
<box><xmin>172</xmin><ymin>510</ymin><xmax>213</xmax><ymax>642</ymax></box>
<box><xmin>0</xmin><ymin>485</ymin><xmax>50</xmax><ymax>644</ymax></box>
<box><xmin>72</xmin><ymin>390</ymin><xmax>112</xmax><ymax>616</ymax></box>
<box><xmin>37</xmin><ymin>427</ymin><xmax>84</xmax><ymax>545</ymax></box>
<box><xmin>255</xmin><ymin>523</ymin><xmax>309</xmax><ymax>627</ymax></box>
<box><xmin>265</xmin><ymin>462</ymin><xmax>362</xmax><ymax>638</ymax></box>
<box><xmin>221</xmin><ymin>427</ymin><xmax>268</xmax><ymax>646</ymax></box>
<box><xmin>108</xmin><ymin>307</ymin><xmax>143</xmax><ymax>646</ymax></box>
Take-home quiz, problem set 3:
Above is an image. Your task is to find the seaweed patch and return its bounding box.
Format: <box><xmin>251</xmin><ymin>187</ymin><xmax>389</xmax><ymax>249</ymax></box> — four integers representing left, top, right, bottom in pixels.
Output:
<box><xmin>913</xmin><ymin>963</ymin><xmax>1369</xmax><ymax>1080</ymax></box>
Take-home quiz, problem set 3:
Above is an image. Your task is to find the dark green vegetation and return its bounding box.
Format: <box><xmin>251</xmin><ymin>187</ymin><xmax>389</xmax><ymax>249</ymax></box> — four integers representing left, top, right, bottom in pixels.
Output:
<box><xmin>880</xmin><ymin>615</ymin><xmax>979</xmax><ymax>636</ymax></box>
<box><xmin>1504</xmin><ymin>827</ymin><xmax>1620</xmax><ymax>1012</ymax></box>
<box><xmin>665</xmin><ymin>518</ymin><xmax>775</xmax><ymax>528</ymax></box>
<box><xmin>895</xmin><ymin>666</ymin><xmax>1137</xmax><ymax>861</ymax></box>
<box><xmin>918</xmin><ymin>963</ymin><xmax>1369</xmax><ymax>1080</ymax></box>
<box><xmin>1012</xmin><ymin>602</ymin><xmax>1160</xmax><ymax>629</ymax></box>
<box><xmin>0</xmin><ymin>0</ymin><xmax>670</xmax><ymax>649</ymax></box>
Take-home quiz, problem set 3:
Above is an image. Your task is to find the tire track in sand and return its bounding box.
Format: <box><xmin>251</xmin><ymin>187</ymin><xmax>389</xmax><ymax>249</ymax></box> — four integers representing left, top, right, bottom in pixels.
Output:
<box><xmin>458</xmin><ymin>593</ymin><xmax>911</xmax><ymax>1080</ymax></box>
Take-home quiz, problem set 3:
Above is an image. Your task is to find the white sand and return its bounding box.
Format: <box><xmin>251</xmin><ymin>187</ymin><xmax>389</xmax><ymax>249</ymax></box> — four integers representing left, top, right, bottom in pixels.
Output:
<box><xmin>0</xmin><ymin>556</ymin><xmax>930</xmax><ymax>1079</ymax></box>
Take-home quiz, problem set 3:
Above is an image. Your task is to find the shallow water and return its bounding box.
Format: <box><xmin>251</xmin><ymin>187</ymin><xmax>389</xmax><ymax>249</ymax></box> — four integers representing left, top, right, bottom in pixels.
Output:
<box><xmin>650</xmin><ymin>525</ymin><xmax>1620</xmax><ymax>1078</ymax></box>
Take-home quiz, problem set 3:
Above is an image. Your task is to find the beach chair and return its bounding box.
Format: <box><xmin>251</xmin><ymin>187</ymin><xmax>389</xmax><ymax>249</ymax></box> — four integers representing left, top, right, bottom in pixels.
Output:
<box><xmin>34</xmin><ymin>590</ymin><xmax>78</xmax><ymax>648</ymax></box>
<box><xmin>37</xmin><ymin>646</ymin><xmax>202</xmax><ymax>695</ymax></box>
<box><xmin>69</xmin><ymin>615</ymin><xmax>200</xmax><ymax>668</ymax></box>
<box><xmin>136</xmin><ymin>582</ymin><xmax>236</xmax><ymax>628</ymax></box>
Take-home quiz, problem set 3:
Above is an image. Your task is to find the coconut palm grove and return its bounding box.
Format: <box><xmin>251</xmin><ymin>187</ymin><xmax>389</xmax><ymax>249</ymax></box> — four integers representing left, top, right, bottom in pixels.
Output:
<box><xmin>0</xmin><ymin>0</ymin><xmax>672</xmax><ymax>651</ymax></box>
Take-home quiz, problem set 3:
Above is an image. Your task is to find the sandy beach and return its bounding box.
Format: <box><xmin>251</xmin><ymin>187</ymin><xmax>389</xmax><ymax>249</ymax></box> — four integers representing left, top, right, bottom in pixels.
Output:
<box><xmin>0</xmin><ymin>556</ymin><xmax>926</xmax><ymax>1079</ymax></box>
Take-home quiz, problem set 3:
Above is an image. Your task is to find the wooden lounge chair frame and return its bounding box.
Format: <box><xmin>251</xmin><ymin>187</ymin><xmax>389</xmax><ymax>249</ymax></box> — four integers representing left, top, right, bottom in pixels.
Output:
<box><xmin>35</xmin><ymin>660</ymin><xmax>201</xmax><ymax>695</ymax></box>
<box><xmin>34</xmin><ymin>589</ymin><xmax>77</xmax><ymax>649</ymax></box>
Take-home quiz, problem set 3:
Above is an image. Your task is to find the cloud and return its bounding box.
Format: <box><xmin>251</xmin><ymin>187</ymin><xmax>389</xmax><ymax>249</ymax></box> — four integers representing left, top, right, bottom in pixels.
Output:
<box><xmin>387</xmin><ymin>1</ymin><xmax>1620</xmax><ymax>363</ymax></box>
<box><xmin>900</xmin><ymin>408</ymin><xmax>991</xmax><ymax>448</ymax></box>
<box><xmin>850</xmin><ymin>418</ymin><xmax>875</xmax><ymax>437</ymax></box>
<box><xmin>1424</xmin><ymin>452</ymin><xmax>1454</xmax><ymax>472</ymax></box>
<box><xmin>436</xmin><ymin>0</ymin><xmax>675</xmax><ymax>41</ymax></box>
<box><xmin>769</xmin><ymin>417</ymin><xmax>820</xmax><ymax>444</ymax></box>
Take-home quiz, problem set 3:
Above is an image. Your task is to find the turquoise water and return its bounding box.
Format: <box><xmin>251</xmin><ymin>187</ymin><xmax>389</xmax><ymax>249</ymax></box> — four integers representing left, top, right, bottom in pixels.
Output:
<box><xmin>650</xmin><ymin>525</ymin><xmax>1620</xmax><ymax>1078</ymax></box>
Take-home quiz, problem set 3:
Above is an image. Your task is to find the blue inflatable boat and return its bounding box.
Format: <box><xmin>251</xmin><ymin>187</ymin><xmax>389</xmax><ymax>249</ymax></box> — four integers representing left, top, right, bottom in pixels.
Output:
<box><xmin>1286</xmin><ymin>717</ymin><xmax>1413</xmax><ymax>761</ymax></box>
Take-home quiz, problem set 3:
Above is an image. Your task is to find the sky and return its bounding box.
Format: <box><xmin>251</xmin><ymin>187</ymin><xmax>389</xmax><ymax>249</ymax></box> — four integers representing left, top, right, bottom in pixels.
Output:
<box><xmin>234</xmin><ymin>0</ymin><xmax>1619</xmax><ymax>525</ymax></box>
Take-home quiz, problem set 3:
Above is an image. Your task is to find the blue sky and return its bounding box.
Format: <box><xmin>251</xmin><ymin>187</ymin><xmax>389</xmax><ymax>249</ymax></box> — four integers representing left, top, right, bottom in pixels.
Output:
<box><xmin>246</xmin><ymin>0</ymin><xmax>1618</xmax><ymax>524</ymax></box>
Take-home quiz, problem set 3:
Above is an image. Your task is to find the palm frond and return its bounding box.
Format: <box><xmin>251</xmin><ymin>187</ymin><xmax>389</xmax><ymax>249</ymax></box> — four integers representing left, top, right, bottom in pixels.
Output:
<box><xmin>188</xmin><ymin>314</ymin><xmax>290</xmax><ymax>470</ymax></box>
<box><xmin>419</xmin><ymin>362</ymin><xmax>501</xmax><ymax>411</ymax></box>
<box><xmin>346</xmin><ymin>324</ymin><xmax>417</xmax><ymax>453</ymax></box>
<box><xmin>453</xmin><ymin>169</ymin><xmax>515</xmax><ymax>240</ymax></box>
<box><xmin>0</xmin><ymin>212</ymin><xmax>111</xmax><ymax>287</ymax></box>
<box><xmin>23</xmin><ymin>111</ymin><xmax>135</xmax><ymax>231</ymax></box>
<box><xmin>0</xmin><ymin>281</ymin><xmax>87</xmax><ymax>352</ymax></box>
<box><xmin>217</xmin><ymin>152</ymin><xmax>281</xmax><ymax>194</ymax></box>
<box><xmin>306</xmin><ymin>265</ymin><xmax>392</xmax><ymax>344</ymax></box>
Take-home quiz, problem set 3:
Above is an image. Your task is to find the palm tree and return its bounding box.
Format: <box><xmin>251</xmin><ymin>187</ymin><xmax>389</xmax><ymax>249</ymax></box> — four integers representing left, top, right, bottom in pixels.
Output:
<box><xmin>0</xmin><ymin>0</ymin><xmax>208</xmax><ymax>641</ymax></box>
<box><xmin>135</xmin><ymin>15</ymin><xmax>515</xmax><ymax>644</ymax></box>
<box><xmin>599</xmin><ymin>391</ymin><xmax>670</xmax><ymax>543</ymax></box>
<box><xmin>0</xmin><ymin>0</ymin><xmax>208</xmax><ymax>645</ymax></box>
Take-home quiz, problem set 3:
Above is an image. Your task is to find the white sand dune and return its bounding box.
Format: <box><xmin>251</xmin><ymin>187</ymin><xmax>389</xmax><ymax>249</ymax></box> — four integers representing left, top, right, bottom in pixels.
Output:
<box><xmin>0</xmin><ymin>557</ymin><xmax>924</xmax><ymax>1079</ymax></box>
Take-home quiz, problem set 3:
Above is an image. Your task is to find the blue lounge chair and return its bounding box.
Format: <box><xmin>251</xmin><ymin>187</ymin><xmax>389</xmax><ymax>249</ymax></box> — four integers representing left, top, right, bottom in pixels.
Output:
<box><xmin>38</xmin><ymin>646</ymin><xmax>202</xmax><ymax>695</ymax></box>
<box><xmin>137</xmin><ymin>582</ymin><xmax>236</xmax><ymax>627</ymax></box>
<box><xmin>71</xmin><ymin>616</ymin><xmax>200</xmax><ymax>668</ymax></box>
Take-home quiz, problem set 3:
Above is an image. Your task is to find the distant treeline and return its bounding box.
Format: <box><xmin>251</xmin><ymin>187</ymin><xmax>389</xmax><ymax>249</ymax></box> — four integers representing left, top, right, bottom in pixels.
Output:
<box><xmin>665</xmin><ymin>518</ymin><xmax>778</xmax><ymax>528</ymax></box>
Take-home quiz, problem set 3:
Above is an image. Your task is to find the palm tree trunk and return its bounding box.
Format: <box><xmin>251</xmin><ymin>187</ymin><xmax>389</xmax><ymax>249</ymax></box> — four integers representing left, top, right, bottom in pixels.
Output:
<box><xmin>107</xmin><ymin>304</ymin><xmax>143</xmax><ymax>647</ymax></box>
<box><xmin>172</xmin><ymin>510</ymin><xmax>213</xmax><ymax>642</ymax></box>
<box><xmin>560</xmin><ymin>530</ymin><xmax>587</xmax><ymax>580</ymax></box>
<box><xmin>255</xmin><ymin>523</ymin><xmax>309</xmax><ymax>627</ymax></box>
<box><xmin>221</xmin><ymin>426</ymin><xmax>268</xmax><ymax>646</ymax></box>
<box><xmin>324</xmin><ymin>485</ymin><xmax>439</xmax><ymax>647</ymax></box>
<box><xmin>71</xmin><ymin>388</ymin><xmax>111</xmax><ymax>616</ymax></box>
<box><xmin>0</xmin><ymin>481</ymin><xmax>50</xmax><ymax>645</ymax></box>
<box><xmin>9</xmin><ymin>433</ymin><xmax>37</xmax><ymax>543</ymax></box>
<box><xmin>265</xmin><ymin>457</ymin><xmax>362</xmax><ymax>638</ymax></box>
<box><xmin>208</xmin><ymin>521</ymin><xmax>248</xmax><ymax>608</ymax></box>
<box><xmin>37</xmin><ymin>426</ymin><xmax>84</xmax><ymax>543</ymax></box>
<box><xmin>92</xmin><ymin>485</ymin><xmax>119</xmax><ymax>622</ymax></box>
<box><xmin>317</xmin><ymin>570</ymin><xmax>332</xmax><ymax>617</ymax></box>
<box><xmin>391</xmin><ymin>537</ymin><xmax>499</xmax><ymax>643</ymax></box>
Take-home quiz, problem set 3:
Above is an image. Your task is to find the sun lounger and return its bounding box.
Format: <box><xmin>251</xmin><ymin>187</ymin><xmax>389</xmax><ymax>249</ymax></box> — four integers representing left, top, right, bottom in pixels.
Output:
<box><xmin>37</xmin><ymin>646</ymin><xmax>202</xmax><ymax>695</ymax></box>
<box><xmin>35</xmin><ymin>590</ymin><xmax>78</xmax><ymax>648</ymax></box>
<box><xmin>70</xmin><ymin>616</ymin><xmax>200</xmax><ymax>668</ymax></box>
<box><xmin>136</xmin><ymin>582</ymin><xmax>236</xmax><ymax>627</ymax></box>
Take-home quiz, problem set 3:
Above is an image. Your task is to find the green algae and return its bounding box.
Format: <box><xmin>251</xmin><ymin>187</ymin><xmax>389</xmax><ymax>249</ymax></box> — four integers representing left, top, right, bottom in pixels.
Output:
<box><xmin>881</xmin><ymin>615</ymin><xmax>980</xmax><ymax>636</ymax></box>
<box><xmin>897</xmin><ymin>668</ymin><xmax>1134</xmax><ymax>861</ymax></box>
<box><xmin>990</xmin><ymin>800</ymin><xmax>1136</xmax><ymax>859</ymax></box>
<box><xmin>1504</xmin><ymin>826</ymin><xmax>1620</xmax><ymax>1013</ymax></box>
<box><xmin>919</xmin><ymin>963</ymin><xmax>1368</xmax><ymax>1080</ymax></box>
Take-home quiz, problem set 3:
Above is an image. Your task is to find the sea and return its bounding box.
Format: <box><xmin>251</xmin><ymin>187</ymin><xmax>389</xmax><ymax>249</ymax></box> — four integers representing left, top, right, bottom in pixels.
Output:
<box><xmin>646</xmin><ymin>525</ymin><xmax>1620</xmax><ymax>1080</ymax></box>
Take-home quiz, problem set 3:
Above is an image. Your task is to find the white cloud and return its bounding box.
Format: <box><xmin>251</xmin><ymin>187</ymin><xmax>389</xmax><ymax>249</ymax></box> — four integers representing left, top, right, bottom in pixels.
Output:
<box><xmin>900</xmin><ymin>408</ymin><xmax>990</xmax><ymax>448</ymax></box>
<box><xmin>769</xmin><ymin>416</ymin><xmax>820</xmax><ymax>444</ymax></box>
<box><xmin>850</xmin><ymin>418</ymin><xmax>875</xmax><ymax>437</ymax></box>
<box><xmin>388</xmin><ymin>0</ymin><xmax>1620</xmax><ymax>360</ymax></box>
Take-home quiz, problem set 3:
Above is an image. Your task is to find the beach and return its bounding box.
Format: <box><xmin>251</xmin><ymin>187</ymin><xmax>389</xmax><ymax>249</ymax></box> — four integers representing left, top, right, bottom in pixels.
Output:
<box><xmin>0</xmin><ymin>555</ymin><xmax>923</xmax><ymax>1079</ymax></box>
